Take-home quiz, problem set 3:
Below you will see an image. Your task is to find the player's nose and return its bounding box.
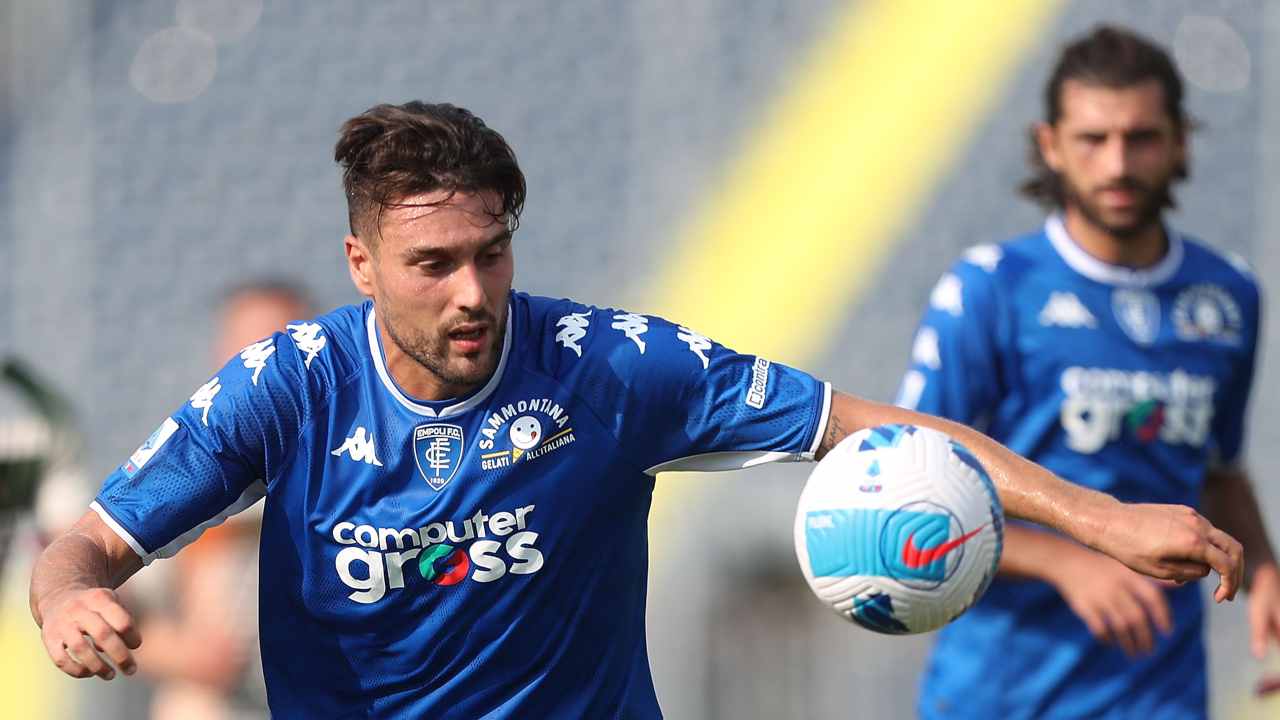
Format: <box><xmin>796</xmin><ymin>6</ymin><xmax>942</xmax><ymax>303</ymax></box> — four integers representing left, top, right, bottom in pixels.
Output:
<box><xmin>453</xmin><ymin>262</ymin><xmax>489</xmax><ymax>311</ymax></box>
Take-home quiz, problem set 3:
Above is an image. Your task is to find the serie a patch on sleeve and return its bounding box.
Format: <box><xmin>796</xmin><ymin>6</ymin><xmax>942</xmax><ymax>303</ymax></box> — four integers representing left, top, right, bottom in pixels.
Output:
<box><xmin>122</xmin><ymin>417</ymin><xmax>180</xmax><ymax>478</ymax></box>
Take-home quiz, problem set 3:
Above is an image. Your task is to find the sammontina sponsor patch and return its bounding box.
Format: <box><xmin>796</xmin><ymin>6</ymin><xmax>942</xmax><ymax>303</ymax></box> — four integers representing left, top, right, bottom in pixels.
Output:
<box><xmin>476</xmin><ymin>398</ymin><xmax>576</xmax><ymax>472</ymax></box>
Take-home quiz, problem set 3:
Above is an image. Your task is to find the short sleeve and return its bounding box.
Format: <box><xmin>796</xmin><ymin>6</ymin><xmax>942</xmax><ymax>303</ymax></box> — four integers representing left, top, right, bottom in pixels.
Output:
<box><xmin>894</xmin><ymin>256</ymin><xmax>1003</xmax><ymax>427</ymax></box>
<box><xmin>93</xmin><ymin>328</ymin><xmax>318</xmax><ymax>562</ymax></box>
<box><xmin>549</xmin><ymin>306</ymin><xmax>830</xmax><ymax>475</ymax></box>
<box><xmin>1209</xmin><ymin>281</ymin><xmax>1261</xmax><ymax>466</ymax></box>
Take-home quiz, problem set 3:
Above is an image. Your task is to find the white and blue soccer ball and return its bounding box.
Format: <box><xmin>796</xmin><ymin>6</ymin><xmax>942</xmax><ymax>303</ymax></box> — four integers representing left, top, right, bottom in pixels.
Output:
<box><xmin>794</xmin><ymin>423</ymin><xmax>1004</xmax><ymax>634</ymax></box>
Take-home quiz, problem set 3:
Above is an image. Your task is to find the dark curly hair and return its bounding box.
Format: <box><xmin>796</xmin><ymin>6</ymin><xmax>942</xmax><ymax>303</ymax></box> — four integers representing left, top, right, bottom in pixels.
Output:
<box><xmin>335</xmin><ymin>102</ymin><xmax>527</xmax><ymax>243</ymax></box>
<box><xmin>1021</xmin><ymin>25</ymin><xmax>1190</xmax><ymax>209</ymax></box>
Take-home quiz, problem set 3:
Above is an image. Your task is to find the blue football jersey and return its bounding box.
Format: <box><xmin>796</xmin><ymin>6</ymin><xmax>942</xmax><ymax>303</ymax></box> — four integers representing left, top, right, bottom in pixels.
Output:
<box><xmin>897</xmin><ymin>216</ymin><xmax>1260</xmax><ymax>719</ymax></box>
<box><xmin>94</xmin><ymin>291</ymin><xmax>829</xmax><ymax>719</ymax></box>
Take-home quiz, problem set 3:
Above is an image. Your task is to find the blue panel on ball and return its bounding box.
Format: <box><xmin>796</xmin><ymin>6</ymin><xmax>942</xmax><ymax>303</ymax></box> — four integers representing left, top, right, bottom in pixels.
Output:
<box><xmin>805</xmin><ymin>508</ymin><xmax>950</xmax><ymax>581</ymax></box>
<box><xmin>857</xmin><ymin>423</ymin><xmax>918</xmax><ymax>452</ymax></box>
<box><xmin>851</xmin><ymin>592</ymin><xmax>910</xmax><ymax>634</ymax></box>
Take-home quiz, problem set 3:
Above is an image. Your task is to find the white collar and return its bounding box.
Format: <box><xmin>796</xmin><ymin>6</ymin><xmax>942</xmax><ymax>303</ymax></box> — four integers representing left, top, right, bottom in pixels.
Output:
<box><xmin>365</xmin><ymin>304</ymin><xmax>512</xmax><ymax>418</ymax></box>
<box><xmin>1045</xmin><ymin>214</ymin><xmax>1183</xmax><ymax>287</ymax></box>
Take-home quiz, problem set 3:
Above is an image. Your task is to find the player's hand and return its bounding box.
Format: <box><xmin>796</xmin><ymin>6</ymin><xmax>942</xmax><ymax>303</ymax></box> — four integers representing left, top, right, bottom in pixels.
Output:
<box><xmin>1094</xmin><ymin>502</ymin><xmax>1243</xmax><ymax>602</ymax></box>
<box><xmin>37</xmin><ymin>586</ymin><xmax>141</xmax><ymax>680</ymax></box>
<box><xmin>1048</xmin><ymin>546</ymin><xmax>1173</xmax><ymax>657</ymax></box>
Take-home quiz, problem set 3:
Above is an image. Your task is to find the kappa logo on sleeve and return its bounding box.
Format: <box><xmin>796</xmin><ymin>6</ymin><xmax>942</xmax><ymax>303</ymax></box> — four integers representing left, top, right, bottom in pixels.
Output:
<box><xmin>287</xmin><ymin>322</ymin><xmax>328</xmax><ymax>368</ymax></box>
<box><xmin>189</xmin><ymin>377</ymin><xmax>221</xmax><ymax>426</ymax></box>
<box><xmin>122</xmin><ymin>417</ymin><xmax>180</xmax><ymax>478</ymax></box>
<box><xmin>676</xmin><ymin>326</ymin><xmax>712</xmax><ymax>369</ymax></box>
<box><xmin>555</xmin><ymin>311</ymin><xmax>592</xmax><ymax>357</ymax></box>
<box><xmin>930</xmin><ymin>274</ymin><xmax>964</xmax><ymax>317</ymax></box>
<box><xmin>611</xmin><ymin>313</ymin><xmax>649</xmax><ymax>353</ymax></box>
<box><xmin>239</xmin><ymin>338</ymin><xmax>276</xmax><ymax>385</ymax></box>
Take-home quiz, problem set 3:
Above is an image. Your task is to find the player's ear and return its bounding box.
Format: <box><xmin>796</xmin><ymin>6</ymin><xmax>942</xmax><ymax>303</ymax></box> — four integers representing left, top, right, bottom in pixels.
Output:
<box><xmin>345</xmin><ymin>234</ymin><xmax>376</xmax><ymax>298</ymax></box>
<box><xmin>1034</xmin><ymin>121</ymin><xmax>1062</xmax><ymax>172</ymax></box>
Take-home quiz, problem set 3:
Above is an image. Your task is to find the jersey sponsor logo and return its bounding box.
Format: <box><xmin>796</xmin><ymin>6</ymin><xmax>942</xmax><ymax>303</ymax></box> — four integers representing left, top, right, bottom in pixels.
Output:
<box><xmin>122</xmin><ymin>417</ymin><xmax>180</xmax><ymax>478</ymax></box>
<box><xmin>1111</xmin><ymin>288</ymin><xmax>1160</xmax><ymax>345</ymax></box>
<box><xmin>1058</xmin><ymin>366</ymin><xmax>1216</xmax><ymax>453</ymax></box>
<box><xmin>745</xmin><ymin>357</ymin><xmax>771</xmax><ymax>409</ymax></box>
<box><xmin>1172</xmin><ymin>284</ymin><xmax>1242</xmax><ymax>345</ymax></box>
<box><xmin>413</xmin><ymin>424</ymin><xmax>464</xmax><ymax>491</ymax></box>
<box><xmin>239</xmin><ymin>338</ymin><xmax>276</xmax><ymax>385</ymax></box>
<box><xmin>930</xmin><ymin>273</ymin><xmax>964</xmax><ymax>317</ymax></box>
<box><xmin>611</xmin><ymin>312</ymin><xmax>649</xmax><ymax>353</ymax></box>
<box><xmin>911</xmin><ymin>327</ymin><xmax>941</xmax><ymax>370</ymax></box>
<box><xmin>329</xmin><ymin>504</ymin><xmax>545</xmax><ymax>604</ymax></box>
<box><xmin>963</xmin><ymin>244</ymin><xmax>1002</xmax><ymax>272</ymax></box>
<box><xmin>189</xmin><ymin>377</ymin><xmax>221</xmax><ymax>426</ymax></box>
<box><xmin>1038</xmin><ymin>291</ymin><xmax>1097</xmax><ymax>329</ymax></box>
<box><xmin>286</xmin><ymin>322</ymin><xmax>327</xmax><ymax>368</ymax></box>
<box><xmin>676</xmin><ymin>326</ymin><xmax>712</xmax><ymax>369</ymax></box>
<box><xmin>331</xmin><ymin>426</ymin><xmax>384</xmax><ymax>467</ymax></box>
<box><xmin>555</xmin><ymin>310</ymin><xmax>591</xmax><ymax>357</ymax></box>
<box><xmin>476</xmin><ymin>398</ymin><xmax>575</xmax><ymax>471</ymax></box>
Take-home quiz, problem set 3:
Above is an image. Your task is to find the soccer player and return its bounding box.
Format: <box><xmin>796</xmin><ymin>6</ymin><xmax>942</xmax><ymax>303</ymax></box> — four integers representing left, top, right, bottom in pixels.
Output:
<box><xmin>897</xmin><ymin>25</ymin><xmax>1280</xmax><ymax>719</ymax></box>
<box><xmin>31</xmin><ymin>101</ymin><xmax>1244</xmax><ymax>719</ymax></box>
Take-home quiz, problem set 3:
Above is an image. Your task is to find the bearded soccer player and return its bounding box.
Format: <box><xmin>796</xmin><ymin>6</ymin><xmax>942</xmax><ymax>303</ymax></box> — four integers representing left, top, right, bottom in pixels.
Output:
<box><xmin>31</xmin><ymin>101</ymin><xmax>1244</xmax><ymax>718</ymax></box>
<box><xmin>897</xmin><ymin>25</ymin><xmax>1280</xmax><ymax>720</ymax></box>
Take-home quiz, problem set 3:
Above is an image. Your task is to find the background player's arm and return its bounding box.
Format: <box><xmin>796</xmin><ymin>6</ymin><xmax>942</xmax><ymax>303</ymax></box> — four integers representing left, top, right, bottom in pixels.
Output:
<box><xmin>29</xmin><ymin>509</ymin><xmax>144</xmax><ymax>680</ymax></box>
<box><xmin>999</xmin><ymin>524</ymin><xmax>1173</xmax><ymax>656</ymax></box>
<box><xmin>1202</xmin><ymin>464</ymin><xmax>1280</xmax><ymax>658</ymax></box>
<box><xmin>819</xmin><ymin>391</ymin><xmax>1243</xmax><ymax>601</ymax></box>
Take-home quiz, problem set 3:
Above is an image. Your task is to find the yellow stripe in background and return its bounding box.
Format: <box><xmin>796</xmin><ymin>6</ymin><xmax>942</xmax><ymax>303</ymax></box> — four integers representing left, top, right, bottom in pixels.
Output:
<box><xmin>644</xmin><ymin>0</ymin><xmax>1064</xmax><ymax>539</ymax></box>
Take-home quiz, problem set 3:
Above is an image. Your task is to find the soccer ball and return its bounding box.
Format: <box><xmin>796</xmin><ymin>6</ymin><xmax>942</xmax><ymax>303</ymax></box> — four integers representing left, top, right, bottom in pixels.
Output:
<box><xmin>794</xmin><ymin>423</ymin><xmax>1003</xmax><ymax>634</ymax></box>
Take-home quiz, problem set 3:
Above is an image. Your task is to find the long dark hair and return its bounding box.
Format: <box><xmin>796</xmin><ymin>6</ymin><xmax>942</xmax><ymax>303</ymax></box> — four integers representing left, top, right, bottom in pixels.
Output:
<box><xmin>335</xmin><ymin>102</ymin><xmax>527</xmax><ymax>242</ymax></box>
<box><xmin>1020</xmin><ymin>25</ymin><xmax>1190</xmax><ymax>209</ymax></box>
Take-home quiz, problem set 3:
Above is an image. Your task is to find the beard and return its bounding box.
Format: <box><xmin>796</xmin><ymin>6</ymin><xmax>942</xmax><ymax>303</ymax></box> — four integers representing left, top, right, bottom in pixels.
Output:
<box><xmin>1062</xmin><ymin>173</ymin><xmax>1172</xmax><ymax>239</ymax></box>
<box><xmin>381</xmin><ymin>303</ymin><xmax>506</xmax><ymax>396</ymax></box>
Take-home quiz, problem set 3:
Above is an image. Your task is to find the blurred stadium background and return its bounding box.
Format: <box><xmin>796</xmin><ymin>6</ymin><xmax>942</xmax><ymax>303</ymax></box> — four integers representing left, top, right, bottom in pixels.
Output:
<box><xmin>1</xmin><ymin>0</ymin><xmax>1277</xmax><ymax>717</ymax></box>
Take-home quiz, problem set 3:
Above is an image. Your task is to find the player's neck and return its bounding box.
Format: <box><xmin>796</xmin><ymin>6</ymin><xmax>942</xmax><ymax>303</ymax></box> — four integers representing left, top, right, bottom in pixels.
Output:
<box><xmin>1061</xmin><ymin>207</ymin><xmax>1168</xmax><ymax>270</ymax></box>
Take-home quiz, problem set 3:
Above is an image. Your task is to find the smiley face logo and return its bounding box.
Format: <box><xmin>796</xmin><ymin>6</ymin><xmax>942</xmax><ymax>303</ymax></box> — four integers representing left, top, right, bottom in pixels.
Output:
<box><xmin>509</xmin><ymin>415</ymin><xmax>543</xmax><ymax>460</ymax></box>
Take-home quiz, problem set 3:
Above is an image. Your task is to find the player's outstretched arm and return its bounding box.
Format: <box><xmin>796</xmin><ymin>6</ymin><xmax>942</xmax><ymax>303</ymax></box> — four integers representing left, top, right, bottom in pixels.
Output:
<box><xmin>820</xmin><ymin>391</ymin><xmax>1244</xmax><ymax>602</ymax></box>
<box><xmin>30</xmin><ymin>510</ymin><xmax>144</xmax><ymax>680</ymax></box>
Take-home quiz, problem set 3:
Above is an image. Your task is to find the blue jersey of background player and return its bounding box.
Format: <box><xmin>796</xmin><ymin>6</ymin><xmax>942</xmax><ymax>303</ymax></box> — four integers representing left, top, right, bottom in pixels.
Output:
<box><xmin>898</xmin><ymin>26</ymin><xmax>1280</xmax><ymax>720</ymax></box>
<box><xmin>30</xmin><ymin>101</ymin><xmax>1250</xmax><ymax>719</ymax></box>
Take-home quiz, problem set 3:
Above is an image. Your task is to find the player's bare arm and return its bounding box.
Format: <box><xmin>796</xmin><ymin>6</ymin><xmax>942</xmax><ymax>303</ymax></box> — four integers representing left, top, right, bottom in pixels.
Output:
<box><xmin>820</xmin><ymin>391</ymin><xmax>1244</xmax><ymax>601</ymax></box>
<box><xmin>1202</xmin><ymin>464</ymin><xmax>1280</xmax><ymax>659</ymax></box>
<box><xmin>30</xmin><ymin>510</ymin><xmax>144</xmax><ymax>680</ymax></box>
<box><xmin>999</xmin><ymin>524</ymin><xmax>1173</xmax><ymax>656</ymax></box>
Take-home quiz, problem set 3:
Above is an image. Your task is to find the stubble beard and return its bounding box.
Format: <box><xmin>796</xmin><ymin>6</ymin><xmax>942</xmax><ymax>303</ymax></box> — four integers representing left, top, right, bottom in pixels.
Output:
<box><xmin>1063</xmin><ymin>173</ymin><xmax>1170</xmax><ymax>240</ymax></box>
<box><xmin>382</xmin><ymin>305</ymin><xmax>506</xmax><ymax>396</ymax></box>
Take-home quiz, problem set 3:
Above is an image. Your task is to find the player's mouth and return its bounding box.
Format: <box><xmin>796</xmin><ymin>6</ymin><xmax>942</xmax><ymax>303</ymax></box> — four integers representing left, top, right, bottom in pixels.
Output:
<box><xmin>1095</xmin><ymin>181</ymin><xmax>1146</xmax><ymax>210</ymax></box>
<box><xmin>447</xmin><ymin>323</ymin><xmax>489</xmax><ymax>354</ymax></box>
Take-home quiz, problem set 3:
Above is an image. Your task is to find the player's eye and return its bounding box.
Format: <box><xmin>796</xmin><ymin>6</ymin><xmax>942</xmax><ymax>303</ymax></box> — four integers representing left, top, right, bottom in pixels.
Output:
<box><xmin>418</xmin><ymin>259</ymin><xmax>452</xmax><ymax>274</ymax></box>
<box><xmin>1079</xmin><ymin>133</ymin><xmax>1106</xmax><ymax>146</ymax></box>
<box><xmin>1126</xmin><ymin>129</ymin><xmax>1159</xmax><ymax>146</ymax></box>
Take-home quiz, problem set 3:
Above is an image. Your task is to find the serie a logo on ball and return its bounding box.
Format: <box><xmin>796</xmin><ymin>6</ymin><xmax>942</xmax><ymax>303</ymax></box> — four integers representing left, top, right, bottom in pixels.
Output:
<box><xmin>794</xmin><ymin>424</ymin><xmax>1004</xmax><ymax>634</ymax></box>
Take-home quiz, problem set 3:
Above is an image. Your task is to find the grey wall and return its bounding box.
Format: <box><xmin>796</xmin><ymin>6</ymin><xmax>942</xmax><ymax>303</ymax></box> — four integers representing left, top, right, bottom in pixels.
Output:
<box><xmin>3</xmin><ymin>1</ymin><xmax>1275</xmax><ymax>717</ymax></box>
